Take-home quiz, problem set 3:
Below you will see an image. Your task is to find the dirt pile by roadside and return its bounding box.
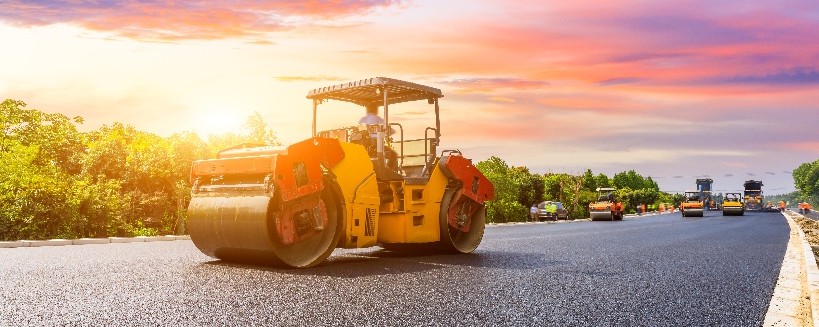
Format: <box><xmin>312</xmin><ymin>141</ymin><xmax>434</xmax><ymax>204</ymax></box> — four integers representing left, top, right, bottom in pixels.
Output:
<box><xmin>793</xmin><ymin>212</ymin><xmax>819</xmax><ymax>266</ymax></box>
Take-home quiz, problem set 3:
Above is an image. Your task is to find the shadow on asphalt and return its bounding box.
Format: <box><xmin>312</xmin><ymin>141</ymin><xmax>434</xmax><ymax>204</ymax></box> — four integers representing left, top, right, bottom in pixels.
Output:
<box><xmin>198</xmin><ymin>248</ymin><xmax>562</xmax><ymax>278</ymax></box>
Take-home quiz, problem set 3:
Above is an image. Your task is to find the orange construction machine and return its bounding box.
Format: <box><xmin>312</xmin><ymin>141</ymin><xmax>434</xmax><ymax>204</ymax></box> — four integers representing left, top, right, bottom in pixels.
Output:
<box><xmin>681</xmin><ymin>190</ymin><xmax>704</xmax><ymax>217</ymax></box>
<box><xmin>186</xmin><ymin>77</ymin><xmax>494</xmax><ymax>268</ymax></box>
<box><xmin>589</xmin><ymin>187</ymin><xmax>624</xmax><ymax>221</ymax></box>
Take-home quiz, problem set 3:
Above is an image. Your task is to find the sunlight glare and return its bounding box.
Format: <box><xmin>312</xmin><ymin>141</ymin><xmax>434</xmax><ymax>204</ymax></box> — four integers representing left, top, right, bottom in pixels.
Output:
<box><xmin>193</xmin><ymin>107</ymin><xmax>243</xmax><ymax>138</ymax></box>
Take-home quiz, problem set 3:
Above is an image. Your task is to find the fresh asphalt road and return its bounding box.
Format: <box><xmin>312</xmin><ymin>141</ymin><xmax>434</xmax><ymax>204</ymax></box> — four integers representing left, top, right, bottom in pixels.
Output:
<box><xmin>802</xmin><ymin>208</ymin><xmax>819</xmax><ymax>220</ymax></box>
<box><xmin>0</xmin><ymin>210</ymin><xmax>788</xmax><ymax>326</ymax></box>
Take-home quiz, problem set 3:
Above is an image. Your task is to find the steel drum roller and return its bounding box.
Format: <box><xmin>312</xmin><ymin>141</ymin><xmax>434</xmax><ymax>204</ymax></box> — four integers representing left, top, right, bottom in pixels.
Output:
<box><xmin>188</xmin><ymin>184</ymin><xmax>342</xmax><ymax>268</ymax></box>
<box><xmin>187</xmin><ymin>195</ymin><xmax>274</xmax><ymax>260</ymax></box>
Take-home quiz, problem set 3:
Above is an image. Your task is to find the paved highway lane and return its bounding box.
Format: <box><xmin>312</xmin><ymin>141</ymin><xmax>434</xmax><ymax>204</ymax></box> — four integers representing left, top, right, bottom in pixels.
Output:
<box><xmin>0</xmin><ymin>211</ymin><xmax>788</xmax><ymax>326</ymax></box>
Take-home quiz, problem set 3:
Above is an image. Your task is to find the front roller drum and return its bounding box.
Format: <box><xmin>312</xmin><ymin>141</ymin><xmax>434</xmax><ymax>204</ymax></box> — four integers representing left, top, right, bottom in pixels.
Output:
<box><xmin>187</xmin><ymin>180</ymin><xmax>343</xmax><ymax>268</ymax></box>
<box><xmin>590</xmin><ymin>211</ymin><xmax>613</xmax><ymax>221</ymax></box>
<box><xmin>723</xmin><ymin>208</ymin><xmax>744</xmax><ymax>216</ymax></box>
<box><xmin>682</xmin><ymin>208</ymin><xmax>704</xmax><ymax>217</ymax></box>
<box><xmin>437</xmin><ymin>187</ymin><xmax>486</xmax><ymax>253</ymax></box>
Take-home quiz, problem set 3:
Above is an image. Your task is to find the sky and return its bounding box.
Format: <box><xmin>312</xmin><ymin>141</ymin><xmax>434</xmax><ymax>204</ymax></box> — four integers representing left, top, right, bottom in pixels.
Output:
<box><xmin>1</xmin><ymin>0</ymin><xmax>818</xmax><ymax>194</ymax></box>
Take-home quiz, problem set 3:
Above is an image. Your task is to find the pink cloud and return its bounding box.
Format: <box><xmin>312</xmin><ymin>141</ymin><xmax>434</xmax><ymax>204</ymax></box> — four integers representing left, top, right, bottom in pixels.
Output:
<box><xmin>440</xmin><ymin>78</ymin><xmax>550</xmax><ymax>93</ymax></box>
<box><xmin>783</xmin><ymin>141</ymin><xmax>819</xmax><ymax>153</ymax></box>
<box><xmin>0</xmin><ymin>1</ymin><xmax>400</xmax><ymax>40</ymax></box>
<box><xmin>360</xmin><ymin>1</ymin><xmax>819</xmax><ymax>97</ymax></box>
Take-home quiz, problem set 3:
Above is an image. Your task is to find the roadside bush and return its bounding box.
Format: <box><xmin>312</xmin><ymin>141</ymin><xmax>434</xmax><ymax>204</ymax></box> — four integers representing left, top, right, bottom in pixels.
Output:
<box><xmin>0</xmin><ymin>99</ymin><xmax>279</xmax><ymax>241</ymax></box>
<box><xmin>485</xmin><ymin>199</ymin><xmax>528</xmax><ymax>223</ymax></box>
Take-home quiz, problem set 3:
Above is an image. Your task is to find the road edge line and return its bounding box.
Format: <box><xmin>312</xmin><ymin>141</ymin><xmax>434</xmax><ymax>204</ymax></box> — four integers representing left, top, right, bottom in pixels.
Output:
<box><xmin>0</xmin><ymin>235</ymin><xmax>191</xmax><ymax>248</ymax></box>
<box><xmin>790</xmin><ymin>210</ymin><xmax>819</xmax><ymax>326</ymax></box>
<box><xmin>764</xmin><ymin>211</ymin><xmax>815</xmax><ymax>326</ymax></box>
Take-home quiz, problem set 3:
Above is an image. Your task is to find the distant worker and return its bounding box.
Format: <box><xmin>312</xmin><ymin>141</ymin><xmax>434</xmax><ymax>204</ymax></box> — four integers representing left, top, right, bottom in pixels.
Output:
<box><xmin>530</xmin><ymin>204</ymin><xmax>538</xmax><ymax>221</ymax></box>
<box><xmin>544</xmin><ymin>202</ymin><xmax>558</xmax><ymax>221</ymax></box>
<box><xmin>359</xmin><ymin>104</ymin><xmax>386</xmax><ymax>126</ymax></box>
<box><xmin>778</xmin><ymin>201</ymin><xmax>786</xmax><ymax>212</ymax></box>
<box><xmin>799</xmin><ymin>202</ymin><xmax>812</xmax><ymax>214</ymax></box>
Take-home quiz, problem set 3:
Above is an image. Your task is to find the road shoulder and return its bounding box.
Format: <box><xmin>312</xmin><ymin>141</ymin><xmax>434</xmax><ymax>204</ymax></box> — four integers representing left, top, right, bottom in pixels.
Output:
<box><xmin>764</xmin><ymin>211</ymin><xmax>818</xmax><ymax>326</ymax></box>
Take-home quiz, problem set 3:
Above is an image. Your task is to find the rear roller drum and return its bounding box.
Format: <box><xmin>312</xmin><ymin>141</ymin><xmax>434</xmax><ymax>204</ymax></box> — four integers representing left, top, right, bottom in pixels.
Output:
<box><xmin>267</xmin><ymin>179</ymin><xmax>344</xmax><ymax>268</ymax></box>
<box><xmin>437</xmin><ymin>187</ymin><xmax>486</xmax><ymax>254</ymax></box>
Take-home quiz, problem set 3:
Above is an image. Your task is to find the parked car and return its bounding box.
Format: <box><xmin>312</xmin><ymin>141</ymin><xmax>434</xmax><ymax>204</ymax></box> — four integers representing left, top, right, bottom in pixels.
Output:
<box><xmin>537</xmin><ymin>201</ymin><xmax>569</xmax><ymax>221</ymax></box>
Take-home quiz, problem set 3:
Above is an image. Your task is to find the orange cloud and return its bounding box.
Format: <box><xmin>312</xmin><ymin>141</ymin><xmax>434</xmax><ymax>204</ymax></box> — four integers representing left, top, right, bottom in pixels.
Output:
<box><xmin>440</xmin><ymin>78</ymin><xmax>550</xmax><ymax>93</ymax></box>
<box><xmin>0</xmin><ymin>1</ymin><xmax>400</xmax><ymax>40</ymax></box>
<box><xmin>274</xmin><ymin>76</ymin><xmax>347</xmax><ymax>82</ymax></box>
<box><xmin>488</xmin><ymin>96</ymin><xmax>515</xmax><ymax>103</ymax></box>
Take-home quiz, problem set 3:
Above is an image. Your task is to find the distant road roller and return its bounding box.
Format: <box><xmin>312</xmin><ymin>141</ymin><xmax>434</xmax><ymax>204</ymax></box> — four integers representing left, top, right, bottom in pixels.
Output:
<box><xmin>680</xmin><ymin>190</ymin><xmax>704</xmax><ymax>217</ymax></box>
<box><xmin>589</xmin><ymin>187</ymin><xmax>623</xmax><ymax>221</ymax></box>
<box><xmin>722</xmin><ymin>192</ymin><xmax>744</xmax><ymax>216</ymax></box>
<box><xmin>186</xmin><ymin>77</ymin><xmax>495</xmax><ymax>268</ymax></box>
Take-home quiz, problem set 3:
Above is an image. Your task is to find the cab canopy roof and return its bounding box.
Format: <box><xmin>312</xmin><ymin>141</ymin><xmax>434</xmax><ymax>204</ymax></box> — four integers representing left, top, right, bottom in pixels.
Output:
<box><xmin>306</xmin><ymin>77</ymin><xmax>443</xmax><ymax>108</ymax></box>
<box><xmin>596</xmin><ymin>187</ymin><xmax>616</xmax><ymax>192</ymax></box>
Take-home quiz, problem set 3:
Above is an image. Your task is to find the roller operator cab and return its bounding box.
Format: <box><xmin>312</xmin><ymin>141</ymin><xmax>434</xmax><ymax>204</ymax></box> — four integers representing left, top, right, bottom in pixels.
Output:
<box><xmin>680</xmin><ymin>190</ymin><xmax>704</xmax><ymax>217</ymax></box>
<box><xmin>186</xmin><ymin>77</ymin><xmax>495</xmax><ymax>268</ymax></box>
<box><xmin>589</xmin><ymin>187</ymin><xmax>623</xmax><ymax>221</ymax></box>
<box><xmin>722</xmin><ymin>192</ymin><xmax>744</xmax><ymax>216</ymax></box>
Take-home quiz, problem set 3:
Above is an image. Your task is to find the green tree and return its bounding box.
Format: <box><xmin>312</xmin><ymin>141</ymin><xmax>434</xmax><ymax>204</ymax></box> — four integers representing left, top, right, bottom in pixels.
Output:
<box><xmin>80</xmin><ymin>123</ymin><xmax>178</xmax><ymax>235</ymax></box>
<box><xmin>542</xmin><ymin>173</ymin><xmax>591</xmax><ymax>219</ymax></box>
<box><xmin>0</xmin><ymin>99</ymin><xmax>84</xmax><ymax>173</ymax></box>
<box><xmin>595</xmin><ymin>173</ymin><xmax>611</xmax><ymax>189</ymax></box>
<box><xmin>0</xmin><ymin>100</ymin><xmax>288</xmax><ymax>240</ymax></box>
<box><xmin>510</xmin><ymin>166</ymin><xmax>544</xmax><ymax>207</ymax></box>
<box><xmin>167</xmin><ymin>132</ymin><xmax>209</xmax><ymax>233</ymax></box>
<box><xmin>793</xmin><ymin>160</ymin><xmax>819</xmax><ymax>202</ymax></box>
<box><xmin>582</xmin><ymin>169</ymin><xmax>596</xmax><ymax>191</ymax></box>
<box><xmin>612</xmin><ymin>170</ymin><xmax>658</xmax><ymax>191</ymax></box>
<box><xmin>245</xmin><ymin>111</ymin><xmax>280</xmax><ymax>145</ymax></box>
<box><xmin>0</xmin><ymin>143</ymin><xmax>83</xmax><ymax>240</ymax></box>
<box><xmin>475</xmin><ymin>156</ymin><xmax>527</xmax><ymax>223</ymax></box>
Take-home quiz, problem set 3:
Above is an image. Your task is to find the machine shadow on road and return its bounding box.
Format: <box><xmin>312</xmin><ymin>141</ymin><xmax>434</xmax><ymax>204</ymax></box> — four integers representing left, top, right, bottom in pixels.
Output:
<box><xmin>198</xmin><ymin>248</ymin><xmax>562</xmax><ymax>278</ymax></box>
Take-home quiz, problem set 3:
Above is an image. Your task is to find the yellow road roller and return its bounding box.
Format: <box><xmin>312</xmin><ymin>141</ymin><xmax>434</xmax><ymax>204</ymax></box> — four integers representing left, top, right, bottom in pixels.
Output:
<box><xmin>722</xmin><ymin>192</ymin><xmax>745</xmax><ymax>216</ymax></box>
<box><xmin>186</xmin><ymin>77</ymin><xmax>495</xmax><ymax>268</ymax></box>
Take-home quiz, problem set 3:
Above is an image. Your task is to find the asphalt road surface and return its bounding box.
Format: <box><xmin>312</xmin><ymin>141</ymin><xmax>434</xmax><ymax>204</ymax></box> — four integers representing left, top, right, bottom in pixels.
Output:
<box><xmin>801</xmin><ymin>208</ymin><xmax>819</xmax><ymax>220</ymax></box>
<box><xmin>0</xmin><ymin>210</ymin><xmax>788</xmax><ymax>326</ymax></box>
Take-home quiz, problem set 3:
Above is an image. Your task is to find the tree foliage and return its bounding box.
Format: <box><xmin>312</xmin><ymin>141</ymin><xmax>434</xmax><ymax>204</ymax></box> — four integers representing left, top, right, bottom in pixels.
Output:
<box><xmin>475</xmin><ymin>157</ymin><xmax>528</xmax><ymax>223</ymax></box>
<box><xmin>0</xmin><ymin>99</ymin><xmax>278</xmax><ymax>241</ymax></box>
<box><xmin>793</xmin><ymin>159</ymin><xmax>819</xmax><ymax>204</ymax></box>
<box><xmin>612</xmin><ymin>170</ymin><xmax>659</xmax><ymax>191</ymax></box>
